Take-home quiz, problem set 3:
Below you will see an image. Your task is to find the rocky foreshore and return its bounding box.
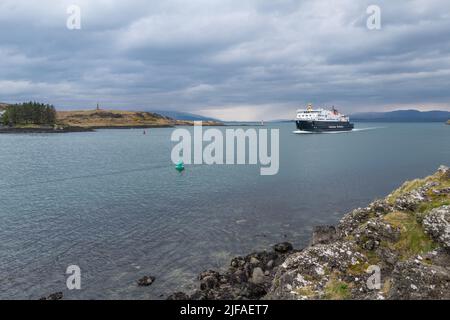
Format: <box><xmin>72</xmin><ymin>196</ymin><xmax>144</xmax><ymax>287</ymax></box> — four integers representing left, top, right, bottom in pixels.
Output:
<box><xmin>170</xmin><ymin>166</ymin><xmax>450</xmax><ymax>300</ymax></box>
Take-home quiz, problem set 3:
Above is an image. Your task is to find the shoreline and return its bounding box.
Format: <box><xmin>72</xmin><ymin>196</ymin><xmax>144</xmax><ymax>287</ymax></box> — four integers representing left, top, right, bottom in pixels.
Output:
<box><xmin>0</xmin><ymin>108</ymin><xmax>225</xmax><ymax>134</ymax></box>
<box><xmin>0</xmin><ymin>126</ymin><xmax>94</xmax><ymax>134</ymax></box>
<box><xmin>0</xmin><ymin>122</ymin><xmax>226</xmax><ymax>134</ymax></box>
<box><xmin>166</xmin><ymin>166</ymin><xmax>450</xmax><ymax>300</ymax></box>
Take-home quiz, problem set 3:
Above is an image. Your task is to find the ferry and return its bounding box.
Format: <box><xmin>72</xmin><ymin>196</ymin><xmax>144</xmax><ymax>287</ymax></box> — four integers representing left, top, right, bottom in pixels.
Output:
<box><xmin>295</xmin><ymin>104</ymin><xmax>354</xmax><ymax>133</ymax></box>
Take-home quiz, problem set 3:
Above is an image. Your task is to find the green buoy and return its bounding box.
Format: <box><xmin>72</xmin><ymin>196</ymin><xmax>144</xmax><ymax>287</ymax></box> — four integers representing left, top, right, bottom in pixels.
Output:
<box><xmin>175</xmin><ymin>160</ymin><xmax>185</xmax><ymax>172</ymax></box>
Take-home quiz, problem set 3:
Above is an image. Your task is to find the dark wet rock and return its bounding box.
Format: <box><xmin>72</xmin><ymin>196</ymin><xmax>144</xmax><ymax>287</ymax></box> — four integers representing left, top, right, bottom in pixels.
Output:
<box><xmin>39</xmin><ymin>292</ymin><xmax>63</xmax><ymax>300</ymax></box>
<box><xmin>250</xmin><ymin>267</ymin><xmax>265</xmax><ymax>284</ymax></box>
<box><xmin>167</xmin><ymin>292</ymin><xmax>190</xmax><ymax>300</ymax></box>
<box><xmin>171</xmin><ymin>243</ymin><xmax>296</xmax><ymax>300</ymax></box>
<box><xmin>311</xmin><ymin>226</ymin><xmax>338</xmax><ymax>246</ymax></box>
<box><xmin>137</xmin><ymin>275</ymin><xmax>155</xmax><ymax>287</ymax></box>
<box><xmin>199</xmin><ymin>270</ymin><xmax>221</xmax><ymax>290</ymax></box>
<box><xmin>273</xmin><ymin>242</ymin><xmax>293</xmax><ymax>253</ymax></box>
<box><xmin>230</xmin><ymin>256</ymin><xmax>245</xmax><ymax>268</ymax></box>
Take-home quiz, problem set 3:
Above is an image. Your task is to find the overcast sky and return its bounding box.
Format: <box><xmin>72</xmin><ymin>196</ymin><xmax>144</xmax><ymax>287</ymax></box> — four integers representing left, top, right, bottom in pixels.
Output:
<box><xmin>1</xmin><ymin>0</ymin><xmax>450</xmax><ymax>120</ymax></box>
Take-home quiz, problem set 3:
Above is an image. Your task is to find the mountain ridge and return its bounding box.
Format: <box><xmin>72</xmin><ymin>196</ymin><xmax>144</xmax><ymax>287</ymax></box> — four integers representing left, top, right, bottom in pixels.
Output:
<box><xmin>351</xmin><ymin>109</ymin><xmax>450</xmax><ymax>122</ymax></box>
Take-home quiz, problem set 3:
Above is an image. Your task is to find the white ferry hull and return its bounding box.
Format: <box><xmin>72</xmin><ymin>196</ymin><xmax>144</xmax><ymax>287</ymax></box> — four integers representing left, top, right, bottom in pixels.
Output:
<box><xmin>296</xmin><ymin>120</ymin><xmax>354</xmax><ymax>132</ymax></box>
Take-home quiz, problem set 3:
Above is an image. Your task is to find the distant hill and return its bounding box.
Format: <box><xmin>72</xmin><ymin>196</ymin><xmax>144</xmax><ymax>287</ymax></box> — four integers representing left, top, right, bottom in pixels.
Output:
<box><xmin>351</xmin><ymin>110</ymin><xmax>450</xmax><ymax>122</ymax></box>
<box><xmin>150</xmin><ymin>110</ymin><xmax>220</xmax><ymax>122</ymax></box>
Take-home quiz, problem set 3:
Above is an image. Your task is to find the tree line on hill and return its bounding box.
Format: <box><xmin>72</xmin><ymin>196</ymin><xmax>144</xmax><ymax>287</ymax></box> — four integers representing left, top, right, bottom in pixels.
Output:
<box><xmin>1</xmin><ymin>102</ymin><xmax>56</xmax><ymax>126</ymax></box>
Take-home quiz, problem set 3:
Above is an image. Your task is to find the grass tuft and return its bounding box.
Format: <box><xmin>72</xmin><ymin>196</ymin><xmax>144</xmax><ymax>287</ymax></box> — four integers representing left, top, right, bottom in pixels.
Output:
<box><xmin>383</xmin><ymin>211</ymin><xmax>437</xmax><ymax>259</ymax></box>
<box><xmin>324</xmin><ymin>275</ymin><xmax>351</xmax><ymax>300</ymax></box>
<box><xmin>295</xmin><ymin>286</ymin><xmax>316</xmax><ymax>298</ymax></box>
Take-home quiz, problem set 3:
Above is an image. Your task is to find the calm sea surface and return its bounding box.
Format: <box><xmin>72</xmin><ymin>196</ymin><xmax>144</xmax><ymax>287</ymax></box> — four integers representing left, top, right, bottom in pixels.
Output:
<box><xmin>0</xmin><ymin>122</ymin><xmax>449</xmax><ymax>299</ymax></box>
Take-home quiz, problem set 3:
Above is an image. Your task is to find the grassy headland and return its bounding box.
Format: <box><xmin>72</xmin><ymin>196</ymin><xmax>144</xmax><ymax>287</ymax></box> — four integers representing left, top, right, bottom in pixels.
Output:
<box><xmin>56</xmin><ymin>109</ymin><xmax>175</xmax><ymax>128</ymax></box>
<box><xmin>57</xmin><ymin>109</ymin><xmax>223</xmax><ymax>128</ymax></box>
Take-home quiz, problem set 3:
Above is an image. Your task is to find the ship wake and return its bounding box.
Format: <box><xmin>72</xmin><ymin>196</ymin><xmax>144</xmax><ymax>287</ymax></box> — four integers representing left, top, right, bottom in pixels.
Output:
<box><xmin>293</xmin><ymin>127</ymin><xmax>383</xmax><ymax>134</ymax></box>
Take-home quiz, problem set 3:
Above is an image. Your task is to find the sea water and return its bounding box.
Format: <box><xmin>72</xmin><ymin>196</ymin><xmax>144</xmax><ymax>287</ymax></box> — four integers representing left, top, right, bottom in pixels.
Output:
<box><xmin>0</xmin><ymin>122</ymin><xmax>448</xmax><ymax>299</ymax></box>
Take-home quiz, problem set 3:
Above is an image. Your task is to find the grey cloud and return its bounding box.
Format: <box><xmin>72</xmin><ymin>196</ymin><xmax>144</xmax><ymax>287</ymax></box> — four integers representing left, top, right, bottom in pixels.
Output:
<box><xmin>0</xmin><ymin>0</ymin><xmax>449</xmax><ymax>120</ymax></box>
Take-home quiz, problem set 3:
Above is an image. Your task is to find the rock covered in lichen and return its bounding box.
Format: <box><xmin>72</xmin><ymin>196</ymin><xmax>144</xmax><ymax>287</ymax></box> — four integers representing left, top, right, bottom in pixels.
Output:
<box><xmin>353</xmin><ymin>217</ymin><xmax>400</xmax><ymax>252</ymax></box>
<box><xmin>388</xmin><ymin>248</ymin><xmax>450</xmax><ymax>300</ymax></box>
<box><xmin>266</xmin><ymin>240</ymin><xmax>377</xmax><ymax>300</ymax></box>
<box><xmin>267</xmin><ymin>166</ymin><xmax>450</xmax><ymax>300</ymax></box>
<box><xmin>438</xmin><ymin>165</ymin><xmax>450</xmax><ymax>179</ymax></box>
<box><xmin>337</xmin><ymin>207</ymin><xmax>374</xmax><ymax>238</ymax></box>
<box><xmin>422</xmin><ymin>206</ymin><xmax>450</xmax><ymax>249</ymax></box>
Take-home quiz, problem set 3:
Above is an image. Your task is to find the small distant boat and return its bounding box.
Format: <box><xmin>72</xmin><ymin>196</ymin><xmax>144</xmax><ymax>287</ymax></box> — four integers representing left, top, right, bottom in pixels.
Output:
<box><xmin>295</xmin><ymin>104</ymin><xmax>354</xmax><ymax>133</ymax></box>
